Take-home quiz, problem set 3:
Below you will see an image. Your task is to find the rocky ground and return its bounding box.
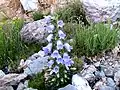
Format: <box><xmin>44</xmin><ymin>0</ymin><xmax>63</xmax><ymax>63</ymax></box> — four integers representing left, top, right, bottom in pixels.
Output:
<box><xmin>59</xmin><ymin>44</ymin><xmax>120</xmax><ymax>90</ymax></box>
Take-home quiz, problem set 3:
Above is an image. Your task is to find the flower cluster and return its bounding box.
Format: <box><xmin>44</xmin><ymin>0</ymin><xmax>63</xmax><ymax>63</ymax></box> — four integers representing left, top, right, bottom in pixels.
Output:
<box><xmin>41</xmin><ymin>15</ymin><xmax>74</xmax><ymax>74</ymax></box>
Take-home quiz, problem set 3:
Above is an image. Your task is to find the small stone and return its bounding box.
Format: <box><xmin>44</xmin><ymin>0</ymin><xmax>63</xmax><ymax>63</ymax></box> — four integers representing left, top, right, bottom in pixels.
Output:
<box><xmin>83</xmin><ymin>73</ymin><xmax>95</xmax><ymax>82</ymax></box>
<box><xmin>17</xmin><ymin>83</ymin><xmax>25</xmax><ymax>90</ymax></box>
<box><xmin>72</xmin><ymin>74</ymin><xmax>92</xmax><ymax>90</ymax></box>
<box><xmin>94</xmin><ymin>62</ymin><xmax>100</xmax><ymax>67</ymax></box>
<box><xmin>114</xmin><ymin>70</ymin><xmax>120</xmax><ymax>85</ymax></box>
<box><xmin>94</xmin><ymin>81</ymin><xmax>104</xmax><ymax>90</ymax></box>
<box><xmin>95</xmin><ymin>70</ymin><xmax>105</xmax><ymax>78</ymax></box>
<box><xmin>106</xmin><ymin>78</ymin><xmax>115</xmax><ymax>87</ymax></box>
<box><xmin>99</xmin><ymin>85</ymin><xmax>115</xmax><ymax>90</ymax></box>
<box><xmin>24</xmin><ymin>80</ymin><xmax>29</xmax><ymax>88</ymax></box>
<box><xmin>0</xmin><ymin>70</ymin><xmax>5</xmax><ymax>79</ymax></box>
<box><xmin>103</xmin><ymin>67</ymin><xmax>114</xmax><ymax>77</ymax></box>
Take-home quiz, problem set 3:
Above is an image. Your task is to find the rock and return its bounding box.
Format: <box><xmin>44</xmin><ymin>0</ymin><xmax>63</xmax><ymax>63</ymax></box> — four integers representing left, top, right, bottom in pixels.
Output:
<box><xmin>103</xmin><ymin>66</ymin><xmax>114</xmax><ymax>77</ymax></box>
<box><xmin>0</xmin><ymin>86</ymin><xmax>14</xmax><ymax>90</ymax></box>
<box><xmin>99</xmin><ymin>85</ymin><xmax>115</xmax><ymax>90</ymax></box>
<box><xmin>0</xmin><ymin>73</ymin><xmax>27</xmax><ymax>87</ymax></box>
<box><xmin>81</xmin><ymin>65</ymin><xmax>96</xmax><ymax>82</ymax></box>
<box><xmin>81</xmin><ymin>65</ymin><xmax>96</xmax><ymax>75</ymax></box>
<box><xmin>20</xmin><ymin>0</ymin><xmax>38</xmax><ymax>11</ymax></box>
<box><xmin>94</xmin><ymin>62</ymin><xmax>100</xmax><ymax>67</ymax></box>
<box><xmin>106</xmin><ymin>78</ymin><xmax>115</xmax><ymax>87</ymax></box>
<box><xmin>72</xmin><ymin>74</ymin><xmax>92</xmax><ymax>90</ymax></box>
<box><xmin>17</xmin><ymin>83</ymin><xmax>25</xmax><ymax>90</ymax></box>
<box><xmin>58</xmin><ymin>84</ymin><xmax>77</xmax><ymax>90</ymax></box>
<box><xmin>0</xmin><ymin>0</ymin><xmax>24</xmax><ymax>19</ymax></box>
<box><xmin>14</xmin><ymin>73</ymin><xmax>27</xmax><ymax>82</ymax></box>
<box><xmin>24</xmin><ymin>56</ymin><xmax>49</xmax><ymax>75</ymax></box>
<box><xmin>0</xmin><ymin>70</ymin><xmax>5</xmax><ymax>79</ymax></box>
<box><xmin>20</xmin><ymin>19</ymin><xmax>48</xmax><ymax>43</ymax></box>
<box><xmin>94</xmin><ymin>80</ymin><xmax>105</xmax><ymax>90</ymax></box>
<box><xmin>114</xmin><ymin>70</ymin><xmax>120</xmax><ymax>85</ymax></box>
<box><xmin>95</xmin><ymin>70</ymin><xmax>105</xmax><ymax>78</ymax></box>
<box><xmin>83</xmin><ymin>73</ymin><xmax>95</xmax><ymax>82</ymax></box>
<box><xmin>24</xmin><ymin>80</ymin><xmax>29</xmax><ymax>88</ymax></box>
<box><xmin>81</xmin><ymin>0</ymin><xmax>120</xmax><ymax>22</ymax></box>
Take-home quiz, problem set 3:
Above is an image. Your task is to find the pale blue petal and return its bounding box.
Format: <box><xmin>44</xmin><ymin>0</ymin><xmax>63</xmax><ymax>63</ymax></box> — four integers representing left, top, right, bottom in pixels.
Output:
<box><xmin>46</xmin><ymin>24</ymin><xmax>55</xmax><ymax>33</ymax></box>
<box><xmin>48</xmin><ymin>60</ymin><xmax>54</xmax><ymax>68</ymax></box>
<box><xmin>57</xmin><ymin>40</ymin><xmax>63</xmax><ymax>50</ymax></box>
<box><xmin>47</xmin><ymin>34</ymin><xmax>53</xmax><ymax>42</ymax></box>
<box><xmin>51</xmin><ymin>50</ymin><xmax>59</xmax><ymax>58</ymax></box>
<box><xmin>57</xmin><ymin>20</ymin><xmax>64</xmax><ymax>28</ymax></box>
<box><xmin>58</xmin><ymin>30</ymin><xmax>66</xmax><ymax>39</ymax></box>
<box><xmin>64</xmin><ymin>43</ymin><xmax>73</xmax><ymax>52</ymax></box>
<box><xmin>53</xmin><ymin>66</ymin><xmax>59</xmax><ymax>74</ymax></box>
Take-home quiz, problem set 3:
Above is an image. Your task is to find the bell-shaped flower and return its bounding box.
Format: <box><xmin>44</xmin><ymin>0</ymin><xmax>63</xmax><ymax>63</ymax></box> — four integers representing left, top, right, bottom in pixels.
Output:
<box><xmin>57</xmin><ymin>40</ymin><xmax>63</xmax><ymax>50</ymax></box>
<box><xmin>64</xmin><ymin>43</ymin><xmax>73</xmax><ymax>52</ymax></box>
<box><xmin>47</xmin><ymin>34</ymin><xmax>53</xmax><ymax>42</ymax></box>
<box><xmin>44</xmin><ymin>15</ymin><xmax>52</xmax><ymax>23</ymax></box>
<box><xmin>52</xmin><ymin>66</ymin><xmax>59</xmax><ymax>74</ymax></box>
<box><xmin>51</xmin><ymin>50</ymin><xmax>60</xmax><ymax>58</ymax></box>
<box><xmin>48</xmin><ymin>60</ymin><xmax>54</xmax><ymax>68</ymax></box>
<box><xmin>64</xmin><ymin>59</ymin><xmax>74</xmax><ymax>70</ymax></box>
<box><xmin>42</xmin><ymin>43</ymin><xmax>52</xmax><ymax>55</ymax></box>
<box><xmin>46</xmin><ymin>24</ymin><xmax>55</xmax><ymax>33</ymax></box>
<box><xmin>58</xmin><ymin>30</ymin><xmax>66</xmax><ymax>39</ymax></box>
<box><xmin>63</xmin><ymin>53</ymin><xmax>70</xmax><ymax>60</ymax></box>
<box><xmin>56</xmin><ymin>55</ymin><xmax>64</xmax><ymax>64</ymax></box>
<box><xmin>57</xmin><ymin>20</ymin><xmax>64</xmax><ymax>28</ymax></box>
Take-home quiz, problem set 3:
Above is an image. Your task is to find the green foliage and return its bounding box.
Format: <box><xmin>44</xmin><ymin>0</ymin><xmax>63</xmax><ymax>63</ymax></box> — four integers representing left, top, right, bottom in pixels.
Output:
<box><xmin>63</xmin><ymin>22</ymin><xmax>80</xmax><ymax>39</ymax></box>
<box><xmin>0</xmin><ymin>19</ymin><xmax>40</xmax><ymax>69</ymax></box>
<box><xmin>55</xmin><ymin>0</ymin><xmax>88</xmax><ymax>25</ymax></box>
<box><xmin>72</xmin><ymin>57</ymin><xmax>83</xmax><ymax>73</ymax></box>
<box><xmin>0</xmin><ymin>19</ymin><xmax>24</xmax><ymax>68</ymax></box>
<box><xmin>32</xmin><ymin>11</ymin><xmax>49</xmax><ymax>21</ymax></box>
<box><xmin>73</xmin><ymin>23</ymin><xmax>118</xmax><ymax>57</ymax></box>
<box><xmin>28</xmin><ymin>72</ymin><xmax>45</xmax><ymax>90</ymax></box>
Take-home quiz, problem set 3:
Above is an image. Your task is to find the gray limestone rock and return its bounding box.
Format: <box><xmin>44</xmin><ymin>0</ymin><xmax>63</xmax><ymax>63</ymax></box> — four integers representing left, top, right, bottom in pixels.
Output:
<box><xmin>20</xmin><ymin>19</ymin><xmax>48</xmax><ymax>43</ymax></box>
<box><xmin>81</xmin><ymin>0</ymin><xmax>120</xmax><ymax>22</ymax></box>
<box><xmin>24</xmin><ymin>56</ymin><xmax>49</xmax><ymax>75</ymax></box>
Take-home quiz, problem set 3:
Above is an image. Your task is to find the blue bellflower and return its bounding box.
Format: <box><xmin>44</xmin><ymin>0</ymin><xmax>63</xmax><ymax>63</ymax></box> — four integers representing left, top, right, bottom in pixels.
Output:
<box><xmin>64</xmin><ymin>43</ymin><xmax>73</xmax><ymax>52</ymax></box>
<box><xmin>63</xmin><ymin>53</ymin><xmax>70</xmax><ymax>60</ymax></box>
<box><xmin>58</xmin><ymin>30</ymin><xmax>66</xmax><ymax>39</ymax></box>
<box><xmin>46</xmin><ymin>24</ymin><xmax>55</xmax><ymax>33</ymax></box>
<box><xmin>52</xmin><ymin>66</ymin><xmax>59</xmax><ymax>74</ymax></box>
<box><xmin>57</xmin><ymin>20</ymin><xmax>65</xmax><ymax>28</ymax></box>
<box><xmin>57</xmin><ymin>40</ymin><xmax>63</xmax><ymax>50</ymax></box>
<box><xmin>42</xmin><ymin>43</ymin><xmax>52</xmax><ymax>55</ymax></box>
<box><xmin>56</xmin><ymin>55</ymin><xmax>64</xmax><ymax>64</ymax></box>
<box><xmin>48</xmin><ymin>60</ymin><xmax>54</xmax><ymax>68</ymax></box>
<box><xmin>51</xmin><ymin>50</ymin><xmax>60</xmax><ymax>58</ymax></box>
<box><xmin>47</xmin><ymin>34</ymin><xmax>53</xmax><ymax>42</ymax></box>
<box><xmin>64</xmin><ymin>59</ymin><xmax>74</xmax><ymax>70</ymax></box>
<box><xmin>44</xmin><ymin>15</ymin><xmax>52</xmax><ymax>23</ymax></box>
